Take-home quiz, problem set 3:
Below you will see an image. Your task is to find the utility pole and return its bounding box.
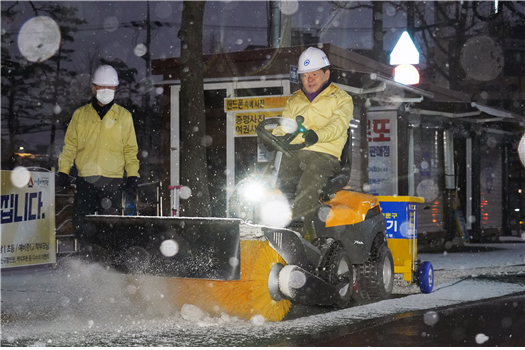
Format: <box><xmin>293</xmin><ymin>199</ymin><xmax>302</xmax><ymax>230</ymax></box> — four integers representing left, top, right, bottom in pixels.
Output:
<box><xmin>268</xmin><ymin>1</ymin><xmax>281</xmax><ymax>48</ymax></box>
<box><xmin>406</xmin><ymin>1</ymin><xmax>415</xmax><ymax>36</ymax></box>
<box><xmin>140</xmin><ymin>0</ymin><xmax>152</xmax><ymax>151</ymax></box>
<box><xmin>144</xmin><ymin>0</ymin><xmax>151</xmax><ymax>110</ymax></box>
<box><xmin>372</xmin><ymin>1</ymin><xmax>385</xmax><ymax>63</ymax></box>
<box><xmin>267</xmin><ymin>1</ymin><xmax>291</xmax><ymax>48</ymax></box>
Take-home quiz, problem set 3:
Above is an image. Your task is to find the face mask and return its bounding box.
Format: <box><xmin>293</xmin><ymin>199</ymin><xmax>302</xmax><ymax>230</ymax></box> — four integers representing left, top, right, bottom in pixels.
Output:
<box><xmin>96</xmin><ymin>89</ymin><xmax>115</xmax><ymax>105</ymax></box>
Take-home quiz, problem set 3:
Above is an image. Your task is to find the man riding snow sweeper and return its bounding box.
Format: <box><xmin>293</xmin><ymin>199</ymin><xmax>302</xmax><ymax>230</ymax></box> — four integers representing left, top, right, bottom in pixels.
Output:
<box><xmin>269</xmin><ymin>46</ymin><xmax>354</xmax><ymax>242</ymax></box>
<box><xmin>82</xmin><ymin>47</ymin><xmax>402</xmax><ymax>322</ymax></box>
<box><xmin>84</xmin><ymin>114</ymin><xmax>395</xmax><ymax>322</ymax></box>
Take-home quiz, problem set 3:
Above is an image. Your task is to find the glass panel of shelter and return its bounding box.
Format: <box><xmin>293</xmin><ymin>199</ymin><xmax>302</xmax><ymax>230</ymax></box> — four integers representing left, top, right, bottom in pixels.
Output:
<box><xmin>233</xmin><ymin>86</ymin><xmax>284</xmax><ymax>185</ymax></box>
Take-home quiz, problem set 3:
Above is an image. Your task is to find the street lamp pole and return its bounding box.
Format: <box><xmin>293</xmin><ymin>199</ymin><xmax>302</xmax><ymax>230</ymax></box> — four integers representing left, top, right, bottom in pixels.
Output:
<box><xmin>145</xmin><ymin>0</ymin><xmax>151</xmax><ymax>110</ymax></box>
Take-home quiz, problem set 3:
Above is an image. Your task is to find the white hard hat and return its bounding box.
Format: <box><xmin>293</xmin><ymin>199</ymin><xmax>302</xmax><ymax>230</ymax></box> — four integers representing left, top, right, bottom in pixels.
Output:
<box><xmin>297</xmin><ymin>47</ymin><xmax>331</xmax><ymax>74</ymax></box>
<box><xmin>92</xmin><ymin>65</ymin><xmax>119</xmax><ymax>86</ymax></box>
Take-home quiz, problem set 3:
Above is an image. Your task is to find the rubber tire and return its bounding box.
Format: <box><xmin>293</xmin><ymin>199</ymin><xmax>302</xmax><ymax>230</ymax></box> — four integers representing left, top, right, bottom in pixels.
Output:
<box><xmin>355</xmin><ymin>239</ymin><xmax>394</xmax><ymax>300</ymax></box>
<box><xmin>418</xmin><ymin>261</ymin><xmax>434</xmax><ymax>294</ymax></box>
<box><xmin>317</xmin><ymin>241</ymin><xmax>353</xmax><ymax>308</ymax></box>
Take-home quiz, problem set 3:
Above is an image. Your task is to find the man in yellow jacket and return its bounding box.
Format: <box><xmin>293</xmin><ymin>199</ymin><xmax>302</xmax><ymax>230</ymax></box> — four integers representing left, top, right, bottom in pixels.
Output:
<box><xmin>57</xmin><ymin>64</ymin><xmax>140</xmax><ymax>249</ymax></box>
<box><xmin>273</xmin><ymin>47</ymin><xmax>354</xmax><ymax>240</ymax></box>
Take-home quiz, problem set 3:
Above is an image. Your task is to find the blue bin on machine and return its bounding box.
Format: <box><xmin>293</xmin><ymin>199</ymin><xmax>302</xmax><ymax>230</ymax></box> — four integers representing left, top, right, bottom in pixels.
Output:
<box><xmin>377</xmin><ymin>196</ymin><xmax>434</xmax><ymax>294</ymax></box>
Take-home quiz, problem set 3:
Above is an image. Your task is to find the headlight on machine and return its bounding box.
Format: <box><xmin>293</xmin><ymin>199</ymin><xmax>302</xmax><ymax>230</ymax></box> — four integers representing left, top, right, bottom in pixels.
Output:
<box><xmin>230</xmin><ymin>178</ymin><xmax>291</xmax><ymax>227</ymax></box>
<box><xmin>239</xmin><ymin>180</ymin><xmax>266</xmax><ymax>202</ymax></box>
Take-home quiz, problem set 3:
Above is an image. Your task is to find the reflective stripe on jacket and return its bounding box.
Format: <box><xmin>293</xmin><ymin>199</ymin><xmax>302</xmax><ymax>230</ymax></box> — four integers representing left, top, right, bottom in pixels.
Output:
<box><xmin>58</xmin><ymin>103</ymin><xmax>140</xmax><ymax>178</ymax></box>
<box><xmin>274</xmin><ymin>84</ymin><xmax>354</xmax><ymax>160</ymax></box>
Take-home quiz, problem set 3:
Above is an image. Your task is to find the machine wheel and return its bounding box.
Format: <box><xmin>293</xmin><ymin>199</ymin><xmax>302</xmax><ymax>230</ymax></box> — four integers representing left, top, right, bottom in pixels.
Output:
<box><xmin>317</xmin><ymin>241</ymin><xmax>353</xmax><ymax>308</ymax></box>
<box><xmin>418</xmin><ymin>261</ymin><xmax>434</xmax><ymax>294</ymax></box>
<box><xmin>355</xmin><ymin>235</ymin><xmax>394</xmax><ymax>300</ymax></box>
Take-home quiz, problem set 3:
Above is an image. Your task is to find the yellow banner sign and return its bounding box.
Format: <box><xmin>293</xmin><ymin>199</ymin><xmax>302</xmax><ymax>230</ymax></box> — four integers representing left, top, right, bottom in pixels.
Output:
<box><xmin>1</xmin><ymin>170</ymin><xmax>56</xmax><ymax>268</ymax></box>
<box><xmin>224</xmin><ymin>95</ymin><xmax>290</xmax><ymax>112</ymax></box>
<box><xmin>235</xmin><ymin>111</ymin><xmax>282</xmax><ymax>136</ymax></box>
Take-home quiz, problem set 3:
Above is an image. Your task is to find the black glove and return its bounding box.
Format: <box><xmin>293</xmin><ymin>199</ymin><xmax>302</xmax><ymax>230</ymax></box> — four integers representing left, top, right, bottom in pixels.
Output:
<box><xmin>125</xmin><ymin>176</ymin><xmax>138</xmax><ymax>198</ymax></box>
<box><xmin>303</xmin><ymin>129</ymin><xmax>319</xmax><ymax>146</ymax></box>
<box><xmin>56</xmin><ymin>172</ymin><xmax>71</xmax><ymax>190</ymax></box>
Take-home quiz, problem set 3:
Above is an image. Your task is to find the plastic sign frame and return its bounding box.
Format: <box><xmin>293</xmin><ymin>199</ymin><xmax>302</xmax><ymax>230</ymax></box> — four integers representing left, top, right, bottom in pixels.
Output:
<box><xmin>390</xmin><ymin>31</ymin><xmax>420</xmax><ymax>65</ymax></box>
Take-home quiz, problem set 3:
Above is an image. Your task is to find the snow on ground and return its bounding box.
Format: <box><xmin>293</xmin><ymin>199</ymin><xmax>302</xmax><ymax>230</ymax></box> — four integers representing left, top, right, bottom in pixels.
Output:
<box><xmin>393</xmin><ymin>238</ymin><xmax>525</xmax><ymax>295</ymax></box>
<box><xmin>1</xmin><ymin>239</ymin><xmax>524</xmax><ymax>346</ymax></box>
<box><xmin>421</xmin><ymin>239</ymin><xmax>525</xmax><ymax>270</ymax></box>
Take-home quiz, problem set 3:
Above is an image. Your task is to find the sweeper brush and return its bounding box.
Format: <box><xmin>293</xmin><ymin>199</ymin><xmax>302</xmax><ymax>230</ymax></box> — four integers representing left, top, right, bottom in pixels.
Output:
<box><xmin>163</xmin><ymin>239</ymin><xmax>291</xmax><ymax>322</ymax></box>
<box><xmin>84</xmin><ymin>217</ymin><xmax>294</xmax><ymax>321</ymax></box>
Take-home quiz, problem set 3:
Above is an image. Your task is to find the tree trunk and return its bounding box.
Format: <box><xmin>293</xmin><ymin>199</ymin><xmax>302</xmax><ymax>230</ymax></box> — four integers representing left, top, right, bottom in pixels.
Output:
<box><xmin>177</xmin><ymin>1</ymin><xmax>211</xmax><ymax>217</ymax></box>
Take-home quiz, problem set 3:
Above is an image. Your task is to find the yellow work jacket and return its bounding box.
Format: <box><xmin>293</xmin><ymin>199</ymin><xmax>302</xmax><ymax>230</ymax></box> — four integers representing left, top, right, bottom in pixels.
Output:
<box><xmin>274</xmin><ymin>84</ymin><xmax>354</xmax><ymax>160</ymax></box>
<box><xmin>58</xmin><ymin>102</ymin><xmax>140</xmax><ymax>178</ymax></box>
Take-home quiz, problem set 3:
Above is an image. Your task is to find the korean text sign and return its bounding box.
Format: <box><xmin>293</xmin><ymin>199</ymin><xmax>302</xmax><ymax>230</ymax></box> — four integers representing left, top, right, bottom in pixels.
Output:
<box><xmin>224</xmin><ymin>95</ymin><xmax>290</xmax><ymax>112</ymax></box>
<box><xmin>234</xmin><ymin>111</ymin><xmax>282</xmax><ymax>136</ymax></box>
<box><xmin>367</xmin><ymin>110</ymin><xmax>398</xmax><ymax>195</ymax></box>
<box><xmin>379</xmin><ymin>201</ymin><xmax>418</xmax><ymax>239</ymax></box>
<box><xmin>1</xmin><ymin>170</ymin><xmax>56</xmax><ymax>268</ymax></box>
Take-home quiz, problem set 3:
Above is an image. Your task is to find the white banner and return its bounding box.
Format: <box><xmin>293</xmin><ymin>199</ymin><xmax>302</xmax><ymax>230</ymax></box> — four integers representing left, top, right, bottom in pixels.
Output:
<box><xmin>1</xmin><ymin>169</ymin><xmax>56</xmax><ymax>268</ymax></box>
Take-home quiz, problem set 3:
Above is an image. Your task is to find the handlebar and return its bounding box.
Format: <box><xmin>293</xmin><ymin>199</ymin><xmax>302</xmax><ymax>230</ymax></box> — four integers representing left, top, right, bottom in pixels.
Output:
<box><xmin>255</xmin><ymin>116</ymin><xmax>308</xmax><ymax>154</ymax></box>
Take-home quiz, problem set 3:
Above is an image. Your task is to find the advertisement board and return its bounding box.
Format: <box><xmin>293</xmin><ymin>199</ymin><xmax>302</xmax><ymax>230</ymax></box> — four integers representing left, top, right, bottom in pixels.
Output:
<box><xmin>378</xmin><ymin>198</ymin><xmax>420</xmax><ymax>239</ymax></box>
<box><xmin>234</xmin><ymin>111</ymin><xmax>283</xmax><ymax>136</ymax></box>
<box><xmin>1</xmin><ymin>169</ymin><xmax>56</xmax><ymax>268</ymax></box>
<box><xmin>367</xmin><ymin>110</ymin><xmax>398</xmax><ymax>195</ymax></box>
<box><xmin>224</xmin><ymin>95</ymin><xmax>290</xmax><ymax>112</ymax></box>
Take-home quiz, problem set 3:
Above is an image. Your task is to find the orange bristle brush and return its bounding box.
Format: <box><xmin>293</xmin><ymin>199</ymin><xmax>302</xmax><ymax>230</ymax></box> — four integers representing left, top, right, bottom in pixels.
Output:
<box><xmin>127</xmin><ymin>238</ymin><xmax>292</xmax><ymax>322</ymax></box>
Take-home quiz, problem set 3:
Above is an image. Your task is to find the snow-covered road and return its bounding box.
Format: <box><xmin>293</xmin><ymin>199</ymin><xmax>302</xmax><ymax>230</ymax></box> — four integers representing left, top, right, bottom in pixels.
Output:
<box><xmin>1</xmin><ymin>238</ymin><xmax>524</xmax><ymax>346</ymax></box>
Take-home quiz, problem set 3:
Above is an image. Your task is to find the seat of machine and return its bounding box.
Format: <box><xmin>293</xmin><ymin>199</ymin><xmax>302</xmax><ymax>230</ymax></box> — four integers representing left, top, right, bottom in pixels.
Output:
<box><xmin>323</xmin><ymin>190</ymin><xmax>380</xmax><ymax>227</ymax></box>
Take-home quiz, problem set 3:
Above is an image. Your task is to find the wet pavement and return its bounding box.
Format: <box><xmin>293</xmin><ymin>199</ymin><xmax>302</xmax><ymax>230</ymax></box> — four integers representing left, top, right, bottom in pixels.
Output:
<box><xmin>284</xmin><ymin>283</ymin><xmax>525</xmax><ymax>346</ymax></box>
<box><xmin>1</xmin><ymin>240</ymin><xmax>524</xmax><ymax>346</ymax></box>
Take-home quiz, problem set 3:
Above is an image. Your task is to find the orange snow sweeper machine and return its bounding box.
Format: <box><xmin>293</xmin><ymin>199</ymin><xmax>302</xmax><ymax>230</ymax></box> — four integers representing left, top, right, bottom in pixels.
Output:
<box><xmin>84</xmin><ymin>117</ymin><xmax>399</xmax><ymax>322</ymax></box>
